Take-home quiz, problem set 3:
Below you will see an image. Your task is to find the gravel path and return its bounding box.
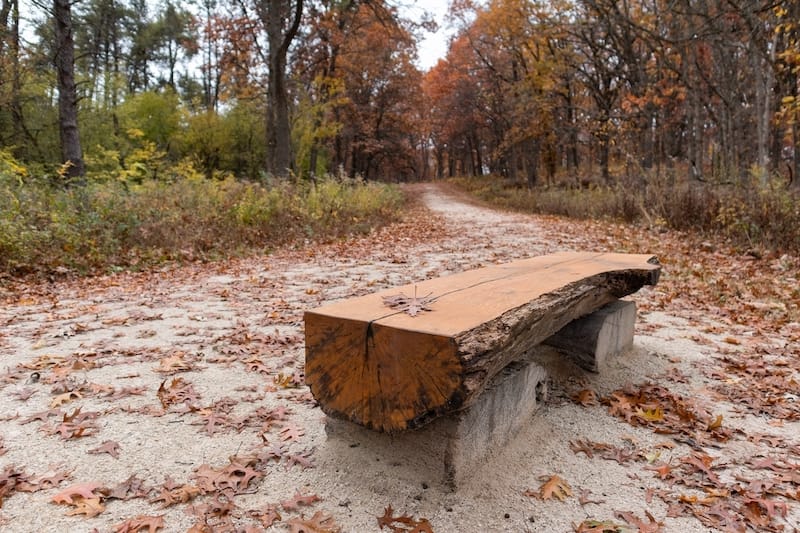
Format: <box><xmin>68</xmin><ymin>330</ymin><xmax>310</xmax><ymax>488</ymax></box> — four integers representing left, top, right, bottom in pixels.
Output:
<box><xmin>1</xmin><ymin>183</ymin><xmax>797</xmax><ymax>532</ymax></box>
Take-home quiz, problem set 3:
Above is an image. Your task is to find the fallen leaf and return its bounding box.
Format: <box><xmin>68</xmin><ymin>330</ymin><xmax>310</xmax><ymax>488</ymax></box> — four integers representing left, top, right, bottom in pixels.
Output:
<box><xmin>88</xmin><ymin>440</ymin><xmax>121</xmax><ymax>459</ymax></box>
<box><xmin>706</xmin><ymin>414</ymin><xmax>723</xmax><ymax>431</ymax></box>
<box><xmin>281</xmin><ymin>490</ymin><xmax>321</xmax><ymax>511</ymax></box>
<box><xmin>382</xmin><ymin>286</ymin><xmax>436</xmax><ymax>317</ymax></box>
<box><xmin>50</xmin><ymin>391</ymin><xmax>82</xmax><ymax>408</ymax></box>
<box><xmin>154</xmin><ymin>353</ymin><xmax>195</xmax><ymax>374</ymax></box>
<box><xmin>573</xmin><ymin>389</ymin><xmax>598</xmax><ymax>406</ymax></box>
<box><xmin>377</xmin><ymin>505</ymin><xmax>434</xmax><ymax>532</ymax></box>
<box><xmin>51</xmin><ymin>481</ymin><xmax>105</xmax><ymax>504</ymax></box>
<box><xmin>149</xmin><ymin>485</ymin><xmax>201</xmax><ymax>507</ymax></box>
<box><xmin>112</xmin><ymin>514</ymin><xmax>165</xmax><ymax>533</ymax></box>
<box><xmin>614</xmin><ymin>510</ymin><xmax>665</xmax><ymax>532</ymax></box>
<box><xmin>64</xmin><ymin>496</ymin><xmax>105</xmax><ymax>517</ymax></box>
<box><xmin>249</xmin><ymin>504</ymin><xmax>282</xmax><ymax>528</ymax></box>
<box><xmin>286</xmin><ymin>510</ymin><xmax>341</xmax><ymax>533</ymax></box>
<box><xmin>526</xmin><ymin>475</ymin><xmax>572</xmax><ymax>501</ymax></box>
<box><xmin>572</xmin><ymin>519</ymin><xmax>626</xmax><ymax>532</ymax></box>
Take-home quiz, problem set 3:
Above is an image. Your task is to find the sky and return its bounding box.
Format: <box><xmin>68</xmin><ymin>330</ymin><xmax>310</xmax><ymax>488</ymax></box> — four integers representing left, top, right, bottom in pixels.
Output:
<box><xmin>20</xmin><ymin>0</ymin><xmax>456</xmax><ymax>72</ymax></box>
<box><xmin>404</xmin><ymin>0</ymin><xmax>456</xmax><ymax>71</ymax></box>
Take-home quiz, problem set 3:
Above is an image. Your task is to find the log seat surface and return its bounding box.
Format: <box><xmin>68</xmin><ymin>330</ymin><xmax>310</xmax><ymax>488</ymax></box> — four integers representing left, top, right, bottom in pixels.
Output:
<box><xmin>304</xmin><ymin>251</ymin><xmax>660</xmax><ymax>433</ymax></box>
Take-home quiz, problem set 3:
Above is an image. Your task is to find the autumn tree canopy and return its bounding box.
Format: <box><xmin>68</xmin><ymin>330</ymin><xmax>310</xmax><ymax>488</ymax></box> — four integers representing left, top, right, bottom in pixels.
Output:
<box><xmin>1</xmin><ymin>0</ymin><xmax>797</xmax><ymax>184</ymax></box>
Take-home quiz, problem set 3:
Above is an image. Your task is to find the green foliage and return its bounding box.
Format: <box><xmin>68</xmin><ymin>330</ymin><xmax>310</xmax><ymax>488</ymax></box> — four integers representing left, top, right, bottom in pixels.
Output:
<box><xmin>176</xmin><ymin>101</ymin><xmax>265</xmax><ymax>179</ymax></box>
<box><xmin>452</xmin><ymin>175</ymin><xmax>800</xmax><ymax>254</ymax></box>
<box><xmin>292</xmin><ymin>76</ymin><xmax>347</xmax><ymax>178</ymax></box>
<box><xmin>118</xmin><ymin>90</ymin><xmax>182</xmax><ymax>150</ymax></box>
<box><xmin>0</xmin><ymin>166</ymin><xmax>403</xmax><ymax>277</ymax></box>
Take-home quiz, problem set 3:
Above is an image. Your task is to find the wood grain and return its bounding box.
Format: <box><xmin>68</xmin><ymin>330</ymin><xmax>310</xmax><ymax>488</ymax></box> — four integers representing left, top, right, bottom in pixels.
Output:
<box><xmin>304</xmin><ymin>252</ymin><xmax>660</xmax><ymax>432</ymax></box>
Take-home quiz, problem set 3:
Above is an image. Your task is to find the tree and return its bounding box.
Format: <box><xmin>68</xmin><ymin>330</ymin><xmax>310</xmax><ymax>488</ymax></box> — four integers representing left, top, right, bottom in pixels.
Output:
<box><xmin>153</xmin><ymin>2</ymin><xmax>198</xmax><ymax>90</ymax></box>
<box><xmin>54</xmin><ymin>0</ymin><xmax>85</xmax><ymax>179</ymax></box>
<box><xmin>252</xmin><ymin>0</ymin><xmax>303</xmax><ymax>177</ymax></box>
<box><xmin>775</xmin><ymin>1</ymin><xmax>800</xmax><ymax>187</ymax></box>
<box><xmin>0</xmin><ymin>0</ymin><xmax>29</xmax><ymax>152</ymax></box>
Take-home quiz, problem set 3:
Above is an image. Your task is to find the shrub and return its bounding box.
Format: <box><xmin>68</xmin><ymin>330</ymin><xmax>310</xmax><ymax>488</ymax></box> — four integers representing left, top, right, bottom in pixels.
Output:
<box><xmin>0</xmin><ymin>169</ymin><xmax>403</xmax><ymax>277</ymax></box>
<box><xmin>450</xmin><ymin>175</ymin><xmax>800</xmax><ymax>254</ymax></box>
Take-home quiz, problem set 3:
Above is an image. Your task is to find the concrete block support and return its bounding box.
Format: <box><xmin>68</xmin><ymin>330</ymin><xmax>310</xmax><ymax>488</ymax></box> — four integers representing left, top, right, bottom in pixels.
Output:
<box><xmin>324</xmin><ymin>357</ymin><xmax>548</xmax><ymax>490</ymax></box>
<box><xmin>544</xmin><ymin>299</ymin><xmax>636</xmax><ymax>372</ymax></box>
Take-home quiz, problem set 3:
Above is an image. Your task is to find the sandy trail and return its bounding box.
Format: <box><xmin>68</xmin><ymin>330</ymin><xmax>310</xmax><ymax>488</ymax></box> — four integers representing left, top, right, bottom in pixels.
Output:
<box><xmin>1</xmin><ymin>183</ymin><xmax>797</xmax><ymax>532</ymax></box>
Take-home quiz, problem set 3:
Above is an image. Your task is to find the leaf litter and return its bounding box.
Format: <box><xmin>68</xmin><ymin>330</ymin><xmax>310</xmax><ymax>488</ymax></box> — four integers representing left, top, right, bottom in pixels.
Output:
<box><xmin>0</xmin><ymin>183</ymin><xmax>798</xmax><ymax>531</ymax></box>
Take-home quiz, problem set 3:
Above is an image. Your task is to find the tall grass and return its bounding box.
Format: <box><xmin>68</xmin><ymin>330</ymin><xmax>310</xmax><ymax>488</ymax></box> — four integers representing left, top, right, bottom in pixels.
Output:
<box><xmin>451</xmin><ymin>176</ymin><xmax>800</xmax><ymax>254</ymax></box>
<box><xmin>0</xmin><ymin>174</ymin><xmax>403</xmax><ymax>276</ymax></box>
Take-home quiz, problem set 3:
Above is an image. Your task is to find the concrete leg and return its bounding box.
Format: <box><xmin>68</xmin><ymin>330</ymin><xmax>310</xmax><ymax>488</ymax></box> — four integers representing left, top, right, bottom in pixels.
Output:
<box><xmin>543</xmin><ymin>299</ymin><xmax>636</xmax><ymax>372</ymax></box>
<box><xmin>324</xmin><ymin>356</ymin><xmax>549</xmax><ymax>490</ymax></box>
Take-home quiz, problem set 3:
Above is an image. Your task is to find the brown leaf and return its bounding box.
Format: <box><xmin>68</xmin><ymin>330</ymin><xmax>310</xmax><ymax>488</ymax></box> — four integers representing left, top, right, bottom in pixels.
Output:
<box><xmin>88</xmin><ymin>440</ymin><xmax>121</xmax><ymax>459</ymax></box>
<box><xmin>569</xmin><ymin>439</ymin><xmax>609</xmax><ymax>459</ymax></box>
<box><xmin>280</xmin><ymin>423</ymin><xmax>305</xmax><ymax>442</ymax></box>
<box><xmin>286</xmin><ymin>510</ymin><xmax>341</xmax><ymax>533</ymax></box>
<box><xmin>14</xmin><ymin>468</ymin><xmax>71</xmax><ymax>493</ymax></box>
<box><xmin>10</xmin><ymin>387</ymin><xmax>37</xmax><ymax>401</ymax></box>
<box><xmin>64</xmin><ymin>497</ymin><xmax>105</xmax><ymax>517</ymax></box>
<box><xmin>573</xmin><ymin>389</ymin><xmax>598</xmax><ymax>406</ymax></box>
<box><xmin>112</xmin><ymin>515</ymin><xmax>165</xmax><ymax>533</ymax></box>
<box><xmin>105</xmin><ymin>475</ymin><xmax>149</xmax><ymax>501</ymax></box>
<box><xmin>193</xmin><ymin>458</ymin><xmax>263</xmax><ymax>494</ymax></box>
<box><xmin>377</xmin><ymin>505</ymin><xmax>434</xmax><ymax>532</ymax></box>
<box><xmin>249</xmin><ymin>504</ymin><xmax>282</xmax><ymax>528</ymax></box>
<box><xmin>50</xmin><ymin>391</ymin><xmax>82</xmax><ymax>408</ymax></box>
<box><xmin>706</xmin><ymin>414</ymin><xmax>723</xmax><ymax>431</ymax></box>
<box><xmin>526</xmin><ymin>475</ymin><xmax>572</xmax><ymax>501</ymax></box>
<box><xmin>382</xmin><ymin>286</ymin><xmax>436</xmax><ymax>317</ymax></box>
<box><xmin>644</xmin><ymin>462</ymin><xmax>675</xmax><ymax>480</ymax></box>
<box><xmin>572</xmin><ymin>519</ymin><xmax>626</xmax><ymax>533</ymax></box>
<box><xmin>614</xmin><ymin>510</ymin><xmax>665</xmax><ymax>532</ymax></box>
<box><xmin>153</xmin><ymin>353</ymin><xmax>195</xmax><ymax>374</ymax></box>
<box><xmin>286</xmin><ymin>450</ymin><xmax>316</xmax><ymax>470</ymax></box>
<box><xmin>149</xmin><ymin>485</ymin><xmax>201</xmax><ymax>507</ymax></box>
<box><xmin>281</xmin><ymin>490</ymin><xmax>321</xmax><ymax>511</ymax></box>
<box><xmin>51</xmin><ymin>481</ymin><xmax>105</xmax><ymax>504</ymax></box>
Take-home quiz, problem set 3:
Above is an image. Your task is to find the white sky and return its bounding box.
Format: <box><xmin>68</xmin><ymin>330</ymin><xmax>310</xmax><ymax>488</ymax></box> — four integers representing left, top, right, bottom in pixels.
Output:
<box><xmin>404</xmin><ymin>0</ymin><xmax>455</xmax><ymax>71</ymax></box>
<box><xmin>20</xmin><ymin>0</ymin><xmax>455</xmax><ymax>72</ymax></box>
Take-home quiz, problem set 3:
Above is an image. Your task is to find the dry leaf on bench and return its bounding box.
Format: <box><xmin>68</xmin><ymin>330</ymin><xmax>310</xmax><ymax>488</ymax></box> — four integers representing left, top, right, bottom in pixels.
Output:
<box><xmin>382</xmin><ymin>286</ymin><xmax>436</xmax><ymax>317</ymax></box>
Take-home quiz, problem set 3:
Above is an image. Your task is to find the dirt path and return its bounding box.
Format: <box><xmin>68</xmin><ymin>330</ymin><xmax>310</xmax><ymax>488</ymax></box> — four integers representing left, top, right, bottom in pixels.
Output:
<box><xmin>1</xmin><ymin>183</ymin><xmax>798</xmax><ymax>532</ymax></box>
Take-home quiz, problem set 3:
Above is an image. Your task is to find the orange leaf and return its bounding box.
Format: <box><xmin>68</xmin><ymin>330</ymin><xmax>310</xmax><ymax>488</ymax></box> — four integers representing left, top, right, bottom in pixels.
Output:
<box><xmin>51</xmin><ymin>481</ymin><xmax>105</xmax><ymax>504</ymax></box>
<box><xmin>573</xmin><ymin>389</ymin><xmax>598</xmax><ymax>406</ymax></box>
<box><xmin>528</xmin><ymin>475</ymin><xmax>572</xmax><ymax>501</ymax></box>
<box><xmin>64</xmin><ymin>497</ymin><xmax>105</xmax><ymax>517</ymax></box>
<box><xmin>706</xmin><ymin>414</ymin><xmax>723</xmax><ymax>430</ymax></box>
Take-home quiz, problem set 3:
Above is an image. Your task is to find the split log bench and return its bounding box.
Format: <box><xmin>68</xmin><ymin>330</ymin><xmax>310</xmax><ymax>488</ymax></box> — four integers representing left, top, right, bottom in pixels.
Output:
<box><xmin>304</xmin><ymin>252</ymin><xmax>660</xmax><ymax>487</ymax></box>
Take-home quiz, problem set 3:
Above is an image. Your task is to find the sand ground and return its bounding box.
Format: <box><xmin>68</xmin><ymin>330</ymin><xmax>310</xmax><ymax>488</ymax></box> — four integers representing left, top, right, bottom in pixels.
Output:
<box><xmin>1</xmin><ymin>183</ymin><xmax>797</xmax><ymax>532</ymax></box>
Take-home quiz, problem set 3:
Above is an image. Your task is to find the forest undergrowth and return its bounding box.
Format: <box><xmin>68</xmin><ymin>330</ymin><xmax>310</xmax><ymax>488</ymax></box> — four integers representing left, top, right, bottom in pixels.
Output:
<box><xmin>451</xmin><ymin>175</ymin><xmax>800</xmax><ymax>256</ymax></box>
<box><xmin>0</xmin><ymin>157</ymin><xmax>403</xmax><ymax>278</ymax></box>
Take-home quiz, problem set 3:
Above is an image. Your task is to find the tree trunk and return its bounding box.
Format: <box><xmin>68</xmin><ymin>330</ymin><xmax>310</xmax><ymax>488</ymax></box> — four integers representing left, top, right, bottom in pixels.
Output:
<box><xmin>598</xmin><ymin>128</ymin><xmax>610</xmax><ymax>183</ymax></box>
<box><xmin>260</xmin><ymin>0</ymin><xmax>303</xmax><ymax>178</ymax></box>
<box><xmin>305</xmin><ymin>252</ymin><xmax>660</xmax><ymax>433</ymax></box>
<box><xmin>54</xmin><ymin>0</ymin><xmax>85</xmax><ymax>181</ymax></box>
<box><xmin>525</xmin><ymin>139</ymin><xmax>539</xmax><ymax>189</ymax></box>
<box><xmin>752</xmin><ymin>37</ymin><xmax>774</xmax><ymax>183</ymax></box>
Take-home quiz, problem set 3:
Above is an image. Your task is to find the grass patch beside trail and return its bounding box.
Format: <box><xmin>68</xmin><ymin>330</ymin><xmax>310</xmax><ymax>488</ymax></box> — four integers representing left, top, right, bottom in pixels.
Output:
<box><xmin>450</xmin><ymin>176</ymin><xmax>800</xmax><ymax>255</ymax></box>
<box><xmin>0</xmin><ymin>175</ymin><xmax>403</xmax><ymax>277</ymax></box>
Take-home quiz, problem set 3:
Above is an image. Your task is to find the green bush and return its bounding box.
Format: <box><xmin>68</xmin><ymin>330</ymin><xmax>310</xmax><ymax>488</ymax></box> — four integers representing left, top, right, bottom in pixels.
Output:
<box><xmin>0</xmin><ymin>166</ymin><xmax>403</xmax><ymax>277</ymax></box>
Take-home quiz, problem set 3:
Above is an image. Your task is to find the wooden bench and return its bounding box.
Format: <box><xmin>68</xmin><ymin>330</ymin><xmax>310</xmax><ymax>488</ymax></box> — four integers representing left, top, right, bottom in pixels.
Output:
<box><xmin>304</xmin><ymin>252</ymin><xmax>660</xmax><ymax>434</ymax></box>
